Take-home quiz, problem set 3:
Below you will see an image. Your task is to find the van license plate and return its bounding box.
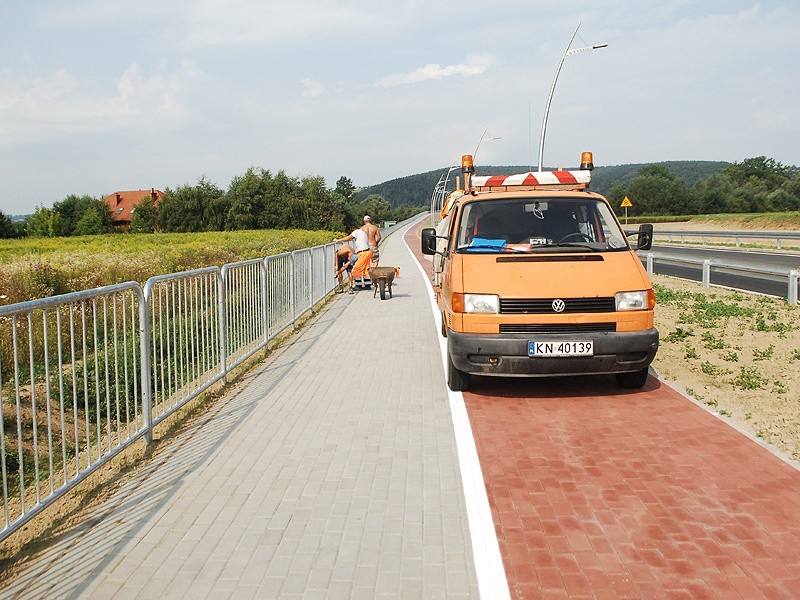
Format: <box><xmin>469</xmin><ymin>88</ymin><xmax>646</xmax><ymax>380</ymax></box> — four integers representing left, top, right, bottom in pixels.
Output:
<box><xmin>528</xmin><ymin>341</ymin><xmax>593</xmax><ymax>357</ymax></box>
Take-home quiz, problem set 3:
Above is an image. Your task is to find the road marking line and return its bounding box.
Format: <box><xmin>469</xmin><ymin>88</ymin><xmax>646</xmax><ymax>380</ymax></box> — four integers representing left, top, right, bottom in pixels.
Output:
<box><xmin>402</xmin><ymin>219</ymin><xmax>510</xmax><ymax>600</ymax></box>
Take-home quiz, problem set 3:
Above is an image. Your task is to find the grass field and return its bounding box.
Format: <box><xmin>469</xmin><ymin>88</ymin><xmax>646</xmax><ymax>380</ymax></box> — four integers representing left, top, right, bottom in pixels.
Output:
<box><xmin>0</xmin><ymin>229</ymin><xmax>335</xmax><ymax>306</ymax></box>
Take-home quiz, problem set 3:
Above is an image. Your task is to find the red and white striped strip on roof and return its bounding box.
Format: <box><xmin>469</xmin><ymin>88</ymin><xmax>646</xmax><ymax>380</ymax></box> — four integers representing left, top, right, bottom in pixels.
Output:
<box><xmin>472</xmin><ymin>170</ymin><xmax>591</xmax><ymax>187</ymax></box>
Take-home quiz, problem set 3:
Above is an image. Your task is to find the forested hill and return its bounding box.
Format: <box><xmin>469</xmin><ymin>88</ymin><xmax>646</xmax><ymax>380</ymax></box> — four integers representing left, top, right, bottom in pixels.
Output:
<box><xmin>357</xmin><ymin>161</ymin><xmax>731</xmax><ymax>207</ymax></box>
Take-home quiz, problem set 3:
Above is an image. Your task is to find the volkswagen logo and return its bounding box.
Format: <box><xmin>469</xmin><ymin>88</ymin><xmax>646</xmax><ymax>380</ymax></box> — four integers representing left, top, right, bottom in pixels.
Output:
<box><xmin>551</xmin><ymin>299</ymin><xmax>566</xmax><ymax>313</ymax></box>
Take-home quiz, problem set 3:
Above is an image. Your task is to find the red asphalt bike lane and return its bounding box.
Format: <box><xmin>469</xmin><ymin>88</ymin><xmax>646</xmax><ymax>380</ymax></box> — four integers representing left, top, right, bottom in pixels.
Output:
<box><xmin>405</xmin><ymin>221</ymin><xmax>800</xmax><ymax>599</ymax></box>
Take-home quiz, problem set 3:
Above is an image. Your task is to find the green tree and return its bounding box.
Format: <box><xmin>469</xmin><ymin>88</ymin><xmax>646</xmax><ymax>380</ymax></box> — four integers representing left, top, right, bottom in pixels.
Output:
<box><xmin>25</xmin><ymin>207</ymin><xmax>61</xmax><ymax>237</ymax></box>
<box><xmin>767</xmin><ymin>188</ymin><xmax>800</xmax><ymax>212</ymax></box>
<box><xmin>357</xmin><ymin>194</ymin><xmax>391</xmax><ymax>224</ymax></box>
<box><xmin>0</xmin><ymin>210</ymin><xmax>18</xmax><ymax>239</ymax></box>
<box><xmin>608</xmin><ymin>165</ymin><xmax>691</xmax><ymax>215</ymax></box>
<box><xmin>51</xmin><ymin>195</ymin><xmax>112</xmax><ymax>236</ymax></box>
<box><xmin>724</xmin><ymin>156</ymin><xmax>794</xmax><ymax>187</ymax></box>
<box><xmin>158</xmin><ymin>177</ymin><xmax>226</xmax><ymax>232</ymax></box>
<box><xmin>335</xmin><ymin>176</ymin><xmax>356</xmax><ymax>199</ymax></box>
<box><xmin>692</xmin><ymin>174</ymin><xmax>733</xmax><ymax>214</ymax></box>
<box><xmin>260</xmin><ymin>170</ymin><xmax>301</xmax><ymax>230</ymax></box>
<box><xmin>302</xmin><ymin>176</ymin><xmax>346</xmax><ymax>231</ymax></box>
<box><xmin>129</xmin><ymin>195</ymin><xmax>159</xmax><ymax>233</ymax></box>
<box><xmin>225</xmin><ymin>168</ymin><xmax>270</xmax><ymax>231</ymax></box>
<box><xmin>780</xmin><ymin>177</ymin><xmax>800</xmax><ymax>211</ymax></box>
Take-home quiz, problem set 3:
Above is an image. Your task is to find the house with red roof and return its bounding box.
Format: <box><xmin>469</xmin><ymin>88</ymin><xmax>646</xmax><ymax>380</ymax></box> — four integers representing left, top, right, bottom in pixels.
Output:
<box><xmin>102</xmin><ymin>188</ymin><xmax>164</xmax><ymax>228</ymax></box>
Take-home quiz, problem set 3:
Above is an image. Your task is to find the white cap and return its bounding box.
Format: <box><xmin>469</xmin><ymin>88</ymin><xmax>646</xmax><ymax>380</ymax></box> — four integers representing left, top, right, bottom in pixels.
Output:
<box><xmin>363</xmin><ymin>215</ymin><xmax>371</xmax><ymax>222</ymax></box>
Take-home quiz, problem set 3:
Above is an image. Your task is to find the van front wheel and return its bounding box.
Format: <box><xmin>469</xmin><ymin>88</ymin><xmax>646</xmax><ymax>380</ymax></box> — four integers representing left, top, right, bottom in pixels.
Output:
<box><xmin>447</xmin><ymin>352</ymin><xmax>470</xmax><ymax>391</ymax></box>
<box><xmin>615</xmin><ymin>367</ymin><xmax>649</xmax><ymax>389</ymax></box>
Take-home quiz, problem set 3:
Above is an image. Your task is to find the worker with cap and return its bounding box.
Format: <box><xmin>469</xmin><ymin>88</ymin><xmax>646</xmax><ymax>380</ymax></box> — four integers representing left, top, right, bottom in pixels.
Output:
<box><xmin>361</xmin><ymin>215</ymin><xmax>381</xmax><ymax>266</ymax></box>
<box><xmin>334</xmin><ymin>222</ymin><xmax>371</xmax><ymax>287</ymax></box>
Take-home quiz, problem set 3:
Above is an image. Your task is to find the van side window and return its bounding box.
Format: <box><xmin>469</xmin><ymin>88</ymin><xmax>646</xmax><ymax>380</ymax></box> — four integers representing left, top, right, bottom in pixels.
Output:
<box><xmin>446</xmin><ymin>207</ymin><xmax>459</xmax><ymax>253</ymax></box>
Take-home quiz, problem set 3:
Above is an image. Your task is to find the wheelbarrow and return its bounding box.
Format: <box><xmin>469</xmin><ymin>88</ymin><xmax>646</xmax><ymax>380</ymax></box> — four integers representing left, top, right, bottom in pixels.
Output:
<box><xmin>367</xmin><ymin>267</ymin><xmax>398</xmax><ymax>300</ymax></box>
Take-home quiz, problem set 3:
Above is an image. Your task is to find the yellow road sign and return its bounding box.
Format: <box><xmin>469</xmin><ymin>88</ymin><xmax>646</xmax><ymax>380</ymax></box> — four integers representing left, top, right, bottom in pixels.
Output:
<box><xmin>621</xmin><ymin>196</ymin><xmax>633</xmax><ymax>208</ymax></box>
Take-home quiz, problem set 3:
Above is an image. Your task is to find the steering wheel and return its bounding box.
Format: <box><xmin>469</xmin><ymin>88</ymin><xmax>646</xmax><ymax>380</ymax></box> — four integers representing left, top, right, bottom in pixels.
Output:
<box><xmin>558</xmin><ymin>232</ymin><xmax>592</xmax><ymax>243</ymax></box>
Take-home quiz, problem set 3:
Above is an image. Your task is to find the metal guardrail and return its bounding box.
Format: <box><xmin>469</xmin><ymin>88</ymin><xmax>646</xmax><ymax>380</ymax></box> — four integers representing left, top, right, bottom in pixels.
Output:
<box><xmin>654</xmin><ymin>229</ymin><xmax>800</xmax><ymax>249</ymax></box>
<box><xmin>642</xmin><ymin>252</ymin><xmax>799</xmax><ymax>305</ymax></box>
<box><xmin>0</xmin><ymin>243</ymin><xmax>337</xmax><ymax>542</ymax></box>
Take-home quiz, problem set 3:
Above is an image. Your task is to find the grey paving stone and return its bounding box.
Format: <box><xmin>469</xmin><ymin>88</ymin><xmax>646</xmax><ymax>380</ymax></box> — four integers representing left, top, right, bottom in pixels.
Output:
<box><xmin>0</xmin><ymin>223</ymin><xmax>480</xmax><ymax>599</ymax></box>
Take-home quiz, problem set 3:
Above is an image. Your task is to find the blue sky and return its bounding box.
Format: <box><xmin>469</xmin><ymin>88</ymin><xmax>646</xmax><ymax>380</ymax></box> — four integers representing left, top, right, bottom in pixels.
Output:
<box><xmin>2</xmin><ymin>1</ymin><xmax>799</xmax><ymax>215</ymax></box>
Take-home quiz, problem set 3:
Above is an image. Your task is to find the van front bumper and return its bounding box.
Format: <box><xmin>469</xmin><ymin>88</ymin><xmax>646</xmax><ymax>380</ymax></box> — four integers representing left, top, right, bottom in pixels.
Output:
<box><xmin>448</xmin><ymin>328</ymin><xmax>659</xmax><ymax>377</ymax></box>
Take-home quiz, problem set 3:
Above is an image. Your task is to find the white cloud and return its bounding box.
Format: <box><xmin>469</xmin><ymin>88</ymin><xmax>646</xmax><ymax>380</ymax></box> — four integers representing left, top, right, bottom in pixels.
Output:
<box><xmin>115</xmin><ymin>60</ymin><xmax>204</xmax><ymax>118</ymax></box>
<box><xmin>0</xmin><ymin>68</ymin><xmax>78</xmax><ymax>111</ymax></box>
<box><xmin>376</xmin><ymin>55</ymin><xmax>492</xmax><ymax>88</ymax></box>
<box><xmin>176</xmin><ymin>0</ymin><xmax>396</xmax><ymax>50</ymax></box>
<box><xmin>0</xmin><ymin>61</ymin><xmax>206</xmax><ymax>142</ymax></box>
<box><xmin>300</xmin><ymin>78</ymin><xmax>325</xmax><ymax>98</ymax></box>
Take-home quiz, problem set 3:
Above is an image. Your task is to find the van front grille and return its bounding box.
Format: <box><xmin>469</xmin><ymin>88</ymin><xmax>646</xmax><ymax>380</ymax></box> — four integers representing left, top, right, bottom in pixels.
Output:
<box><xmin>500</xmin><ymin>297</ymin><xmax>616</xmax><ymax>314</ymax></box>
<box><xmin>500</xmin><ymin>323</ymin><xmax>617</xmax><ymax>334</ymax></box>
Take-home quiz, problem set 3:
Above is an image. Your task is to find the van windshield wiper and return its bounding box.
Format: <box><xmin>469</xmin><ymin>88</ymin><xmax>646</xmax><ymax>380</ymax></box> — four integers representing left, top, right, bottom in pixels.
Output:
<box><xmin>553</xmin><ymin>242</ymin><xmax>597</xmax><ymax>250</ymax></box>
<box><xmin>529</xmin><ymin>242</ymin><xmax>599</xmax><ymax>252</ymax></box>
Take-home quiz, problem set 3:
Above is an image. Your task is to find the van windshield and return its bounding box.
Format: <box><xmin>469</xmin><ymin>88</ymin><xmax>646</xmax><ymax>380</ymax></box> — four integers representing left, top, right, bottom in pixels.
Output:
<box><xmin>455</xmin><ymin>197</ymin><xmax>629</xmax><ymax>253</ymax></box>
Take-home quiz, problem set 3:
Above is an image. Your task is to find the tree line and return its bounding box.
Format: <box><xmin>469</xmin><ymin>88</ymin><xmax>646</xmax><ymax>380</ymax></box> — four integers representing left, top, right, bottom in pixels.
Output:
<box><xmin>0</xmin><ymin>169</ymin><xmax>426</xmax><ymax>239</ymax></box>
<box><xmin>2</xmin><ymin>156</ymin><xmax>798</xmax><ymax>239</ymax></box>
<box><xmin>358</xmin><ymin>155</ymin><xmax>800</xmax><ymax>217</ymax></box>
<box><xmin>607</xmin><ymin>156</ymin><xmax>800</xmax><ymax>215</ymax></box>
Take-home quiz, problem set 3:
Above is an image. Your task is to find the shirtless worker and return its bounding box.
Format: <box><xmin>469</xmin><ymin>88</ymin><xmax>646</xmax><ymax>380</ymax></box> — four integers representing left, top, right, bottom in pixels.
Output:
<box><xmin>361</xmin><ymin>215</ymin><xmax>381</xmax><ymax>266</ymax></box>
<box><xmin>334</xmin><ymin>244</ymin><xmax>356</xmax><ymax>294</ymax></box>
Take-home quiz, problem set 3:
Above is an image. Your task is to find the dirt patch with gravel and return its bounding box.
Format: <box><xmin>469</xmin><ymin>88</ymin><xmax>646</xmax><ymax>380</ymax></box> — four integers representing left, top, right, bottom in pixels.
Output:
<box><xmin>651</xmin><ymin>274</ymin><xmax>800</xmax><ymax>462</ymax></box>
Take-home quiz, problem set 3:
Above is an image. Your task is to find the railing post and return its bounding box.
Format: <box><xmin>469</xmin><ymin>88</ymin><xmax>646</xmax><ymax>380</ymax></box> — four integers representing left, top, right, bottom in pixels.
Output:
<box><xmin>702</xmin><ymin>259</ymin><xmax>711</xmax><ymax>288</ymax></box>
<box><xmin>217</xmin><ymin>270</ymin><xmax>228</xmax><ymax>384</ymax></box>
<box><xmin>139</xmin><ymin>286</ymin><xmax>154</xmax><ymax>445</ymax></box>
<box><xmin>307</xmin><ymin>250</ymin><xmax>314</xmax><ymax>314</ymax></box>
<box><xmin>777</xmin><ymin>238</ymin><xmax>783</xmax><ymax>250</ymax></box>
<box><xmin>646</xmin><ymin>253</ymin><xmax>654</xmax><ymax>277</ymax></box>
<box><xmin>789</xmin><ymin>269</ymin><xmax>799</xmax><ymax>306</ymax></box>
<box><xmin>261</xmin><ymin>258</ymin><xmax>269</xmax><ymax>345</ymax></box>
<box><xmin>290</xmin><ymin>251</ymin><xmax>297</xmax><ymax>330</ymax></box>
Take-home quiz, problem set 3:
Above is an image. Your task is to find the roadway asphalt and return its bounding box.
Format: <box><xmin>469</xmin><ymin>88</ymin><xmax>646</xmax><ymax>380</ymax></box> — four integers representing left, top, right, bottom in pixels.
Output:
<box><xmin>646</xmin><ymin>243</ymin><xmax>800</xmax><ymax>298</ymax></box>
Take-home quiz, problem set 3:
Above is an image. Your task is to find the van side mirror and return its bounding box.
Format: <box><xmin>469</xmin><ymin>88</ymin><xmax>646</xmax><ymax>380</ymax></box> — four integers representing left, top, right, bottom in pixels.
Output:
<box><xmin>421</xmin><ymin>228</ymin><xmax>438</xmax><ymax>255</ymax></box>
<box><xmin>637</xmin><ymin>223</ymin><xmax>653</xmax><ymax>251</ymax></box>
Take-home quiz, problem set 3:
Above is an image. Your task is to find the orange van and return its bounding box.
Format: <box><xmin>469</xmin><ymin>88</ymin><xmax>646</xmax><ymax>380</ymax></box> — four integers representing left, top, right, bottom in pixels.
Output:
<box><xmin>421</xmin><ymin>153</ymin><xmax>658</xmax><ymax>391</ymax></box>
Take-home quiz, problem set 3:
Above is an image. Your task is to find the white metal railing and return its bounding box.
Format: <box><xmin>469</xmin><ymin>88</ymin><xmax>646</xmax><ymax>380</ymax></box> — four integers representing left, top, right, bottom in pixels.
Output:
<box><xmin>643</xmin><ymin>252</ymin><xmax>799</xmax><ymax>305</ymax></box>
<box><xmin>144</xmin><ymin>267</ymin><xmax>224</xmax><ymax>431</ymax></box>
<box><xmin>654</xmin><ymin>229</ymin><xmax>800</xmax><ymax>249</ymax></box>
<box><xmin>0</xmin><ymin>242</ymin><xmax>337</xmax><ymax>542</ymax></box>
<box><xmin>0</xmin><ymin>283</ymin><xmax>150</xmax><ymax>539</ymax></box>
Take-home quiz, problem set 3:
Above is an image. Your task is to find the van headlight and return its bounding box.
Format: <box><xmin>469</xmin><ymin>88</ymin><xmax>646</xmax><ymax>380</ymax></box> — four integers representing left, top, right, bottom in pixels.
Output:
<box><xmin>615</xmin><ymin>290</ymin><xmax>650</xmax><ymax>311</ymax></box>
<box><xmin>456</xmin><ymin>293</ymin><xmax>499</xmax><ymax>313</ymax></box>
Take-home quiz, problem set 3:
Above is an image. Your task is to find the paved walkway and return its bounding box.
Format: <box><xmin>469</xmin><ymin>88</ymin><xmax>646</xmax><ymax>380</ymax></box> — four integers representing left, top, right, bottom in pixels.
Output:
<box><xmin>0</xmin><ymin>221</ymin><xmax>482</xmax><ymax>599</ymax></box>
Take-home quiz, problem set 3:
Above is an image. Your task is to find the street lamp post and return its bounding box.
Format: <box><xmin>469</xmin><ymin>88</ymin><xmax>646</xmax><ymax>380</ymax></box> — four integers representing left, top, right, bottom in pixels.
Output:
<box><xmin>430</xmin><ymin>165</ymin><xmax>459</xmax><ymax>223</ymax></box>
<box><xmin>537</xmin><ymin>22</ymin><xmax>607</xmax><ymax>172</ymax></box>
<box><xmin>473</xmin><ymin>126</ymin><xmax>501</xmax><ymax>162</ymax></box>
